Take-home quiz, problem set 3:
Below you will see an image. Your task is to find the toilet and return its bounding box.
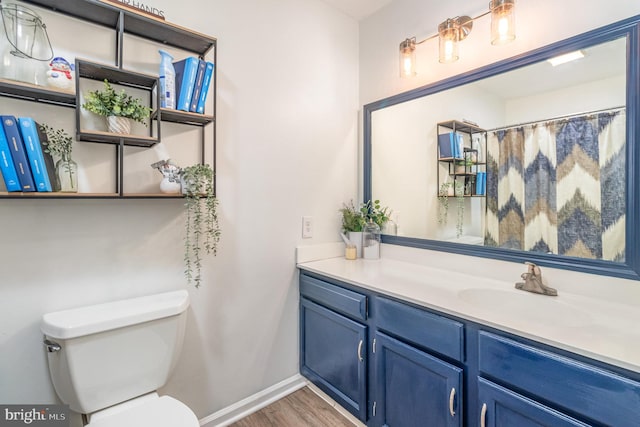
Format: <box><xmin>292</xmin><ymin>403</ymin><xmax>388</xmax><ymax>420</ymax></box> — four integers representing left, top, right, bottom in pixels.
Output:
<box><xmin>41</xmin><ymin>290</ymin><xmax>199</xmax><ymax>427</ymax></box>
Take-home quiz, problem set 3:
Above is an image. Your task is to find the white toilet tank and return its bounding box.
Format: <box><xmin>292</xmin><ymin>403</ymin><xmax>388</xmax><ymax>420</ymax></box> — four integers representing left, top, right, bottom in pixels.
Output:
<box><xmin>41</xmin><ymin>290</ymin><xmax>190</xmax><ymax>415</ymax></box>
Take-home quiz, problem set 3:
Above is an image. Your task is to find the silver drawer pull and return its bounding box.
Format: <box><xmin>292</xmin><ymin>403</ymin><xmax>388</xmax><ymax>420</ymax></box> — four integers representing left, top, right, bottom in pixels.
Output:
<box><xmin>480</xmin><ymin>403</ymin><xmax>487</xmax><ymax>427</ymax></box>
<box><xmin>449</xmin><ymin>387</ymin><xmax>456</xmax><ymax>416</ymax></box>
<box><xmin>357</xmin><ymin>339</ymin><xmax>364</xmax><ymax>362</ymax></box>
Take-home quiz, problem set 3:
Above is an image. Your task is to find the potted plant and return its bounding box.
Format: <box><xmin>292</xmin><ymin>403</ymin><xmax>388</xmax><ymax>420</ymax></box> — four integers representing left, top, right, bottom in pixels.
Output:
<box><xmin>181</xmin><ymin>163</ymin><xmax>221</xmax><ymax>287</ymax></box>
<box><xmin>82</xmin><ymin>79</ymin><xmax>152</xmax><ymax>134</ymax></box>
<box><xmin>340</xmin><ymin>199</ymin><xmax>391</xmax><ymax>256</ymax></box>
<box><xmin>39</xmin><ymin>123</ymin><xmax>77</xmax><ymax>192</ymax></box>
<box><xmin>438</xmin><ymin>180</ymin><xmax>465</xmax><ymax>237</ymax></box>
<box><xmin>454</xmin><ymin>157</ymin><xmax>474</xmax><ymax>174</ymax></box>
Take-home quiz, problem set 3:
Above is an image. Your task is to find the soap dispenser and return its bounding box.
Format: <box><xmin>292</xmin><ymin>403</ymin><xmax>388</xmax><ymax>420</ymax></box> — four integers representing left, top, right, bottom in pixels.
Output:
<box><xmin>362</xmin><ymin>220</ymin><xmax>381</xmax><ymax>259</ymax></box>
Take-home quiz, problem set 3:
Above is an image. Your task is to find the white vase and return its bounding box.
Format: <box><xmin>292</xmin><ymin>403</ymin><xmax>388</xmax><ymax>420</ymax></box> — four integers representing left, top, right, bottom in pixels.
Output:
<box><xmin>160</xmin><ymin>177</ymin><xmax>181</xmax><ymax>194</ymax></box>
<box><xmin>348</xmin><ymin>231</ymin><xmax>363</xmax><ymax>258</ymax></box>
<box><xmin>107</xmin><ymin>115</ymin><xmax>131</xmax><ymax>134</ymax></box>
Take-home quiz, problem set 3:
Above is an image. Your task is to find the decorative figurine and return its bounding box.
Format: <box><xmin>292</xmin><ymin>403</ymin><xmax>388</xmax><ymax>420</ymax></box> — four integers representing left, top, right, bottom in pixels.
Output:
<box><xmin>46</xmin><ymin>57</ymin><xmax>75</xmax><ymax>91</ymax></box>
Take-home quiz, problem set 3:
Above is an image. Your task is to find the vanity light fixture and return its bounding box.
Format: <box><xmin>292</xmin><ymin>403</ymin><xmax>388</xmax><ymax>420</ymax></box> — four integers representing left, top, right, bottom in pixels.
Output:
<box><xmin>547</xmin><ymin>50</ymin><xmax>585</xmax><ymax>66</ymax></box>
<box><xmin>399</xmin><ymin>37</ymin><xmax>417</xmax><ymax>77</ymax></box>
<box><xmin>490</xmin><ymin>0</ymin><xmax>516</xmax><ymax>45</ymax></box>
<box><xmin>438</xmin><ymin>16</ymin><xmax>473</xmax><ymax>63</ymax></box>
<box><xmin>399</xmin><ymin>0</ymin><xmax>516</xmax><ymax>77</ymax></box>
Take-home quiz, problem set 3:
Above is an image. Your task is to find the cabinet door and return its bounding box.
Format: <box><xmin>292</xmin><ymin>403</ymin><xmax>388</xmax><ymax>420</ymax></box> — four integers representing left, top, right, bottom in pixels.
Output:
<box><xmin>478</xmin><ymin>378</ymin><xmax>589</xmax><ymax>427</ymax></box>
<box><xmin>300</xmin><ymin>298</ymin><xmax>367</xmax><ymax>421</ymax></box>
<box><xmin>372</xmin><ymin>332</ymin><xmax>463</xmax><ymax>427</ymax></box>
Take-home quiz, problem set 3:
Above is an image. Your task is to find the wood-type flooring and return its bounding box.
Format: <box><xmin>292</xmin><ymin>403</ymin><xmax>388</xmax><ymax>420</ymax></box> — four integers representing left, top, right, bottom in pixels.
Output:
<box><xmin>230</xmin><ymin>387</ymin><xmax>355</xmax><ymax>427</ymax></box>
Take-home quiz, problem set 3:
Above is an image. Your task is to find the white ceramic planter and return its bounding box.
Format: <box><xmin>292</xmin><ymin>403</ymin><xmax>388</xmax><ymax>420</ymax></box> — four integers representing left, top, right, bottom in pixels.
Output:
<box><xmin>107</xmin><ymin>115</ymin><xmax>131</xmax><ymax>134</ymax></box>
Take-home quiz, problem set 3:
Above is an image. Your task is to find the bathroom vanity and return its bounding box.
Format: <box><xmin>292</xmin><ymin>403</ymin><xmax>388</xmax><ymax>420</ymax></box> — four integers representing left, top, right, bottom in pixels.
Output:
<box><xmin>298</xmin><ymin>252</ymin><xmax>640</xmax><ymax>427</ymax></box>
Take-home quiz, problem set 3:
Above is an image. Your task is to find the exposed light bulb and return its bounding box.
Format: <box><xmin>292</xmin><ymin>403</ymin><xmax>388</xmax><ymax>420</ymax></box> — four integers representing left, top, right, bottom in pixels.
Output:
<box><xmin>491</xmin><ymin>0</ymin><xmax>516</xmax><ymax>45</ymax></box>
<box><xmin>399</xmin><ymin>38</ymin><xmax>416</xmax><ymax>77</ymax></box>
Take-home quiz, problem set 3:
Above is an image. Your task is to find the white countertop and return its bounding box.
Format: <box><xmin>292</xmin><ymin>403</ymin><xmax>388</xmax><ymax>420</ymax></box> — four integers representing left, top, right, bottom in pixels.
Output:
<box><xmin>297</xmin><ymin>247</ymin><xmax>640</xmax><ymax>374</ymax></box>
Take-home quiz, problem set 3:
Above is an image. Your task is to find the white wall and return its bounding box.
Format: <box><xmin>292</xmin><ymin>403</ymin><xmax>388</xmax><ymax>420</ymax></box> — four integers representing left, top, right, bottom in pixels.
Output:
<box><xmin>0</xmin><ymin>0</ymin><xmax>359</xmax><ymax>425</ymax></box>
<box><xmin>360</xmin><ymin>0</ymin><xmax>640</xmax><ymax>105</ymax></box>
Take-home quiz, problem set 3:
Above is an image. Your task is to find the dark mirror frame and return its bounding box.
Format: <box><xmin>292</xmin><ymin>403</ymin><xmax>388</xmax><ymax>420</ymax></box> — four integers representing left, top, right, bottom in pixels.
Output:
<box><xmin>364</xmin><ymin>15</ymin><xmax>640</xmax><ymax>280</ymax></box>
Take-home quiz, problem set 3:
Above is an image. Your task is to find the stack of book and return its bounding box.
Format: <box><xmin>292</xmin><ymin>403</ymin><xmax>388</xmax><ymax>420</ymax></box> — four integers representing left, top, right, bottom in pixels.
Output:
<box><xmin>0</xmin><ymin>115</ymin><xmax>60</xmax><ymax>193</ymax></box>
<box><xmin>438</xmin><ymin>131</ymin><xmax>465</xmax><ymax>159</ymax></box>
<box><xmin>173</xmin><ymin>56</ymin><xmax>214</xmax><ymax>114</ymax></box>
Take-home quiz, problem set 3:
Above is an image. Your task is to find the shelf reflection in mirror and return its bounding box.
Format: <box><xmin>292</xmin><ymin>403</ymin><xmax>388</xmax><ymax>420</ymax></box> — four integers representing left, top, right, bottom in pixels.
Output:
<box><xmin>364</xmin><ymin>16</ymin><xmax>640</xmax><ymax>280</ymax></box>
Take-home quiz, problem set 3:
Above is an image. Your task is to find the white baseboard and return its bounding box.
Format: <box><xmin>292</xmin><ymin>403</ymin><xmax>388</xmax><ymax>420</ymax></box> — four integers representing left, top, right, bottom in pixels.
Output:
<box><xmin>199</xmin><ymin>374</ymin><xmax>307</xmax><ymax>427</ymax></box>
<box><xmin>306</xmin><ymin>382</ymin><xmax>366</xmax><ymax>427</ymax></box>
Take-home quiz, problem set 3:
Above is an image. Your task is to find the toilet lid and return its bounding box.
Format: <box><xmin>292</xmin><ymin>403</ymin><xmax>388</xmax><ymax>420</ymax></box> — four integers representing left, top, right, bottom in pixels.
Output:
<box><xmin>86</xmin><ymin>396</ymin><xmax>198</xmax><ymax>427</ymax></box>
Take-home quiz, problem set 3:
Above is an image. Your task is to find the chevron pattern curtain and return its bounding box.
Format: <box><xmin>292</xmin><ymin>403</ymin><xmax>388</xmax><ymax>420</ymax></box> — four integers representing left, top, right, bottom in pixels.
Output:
<box><xmin>485</xmin><ymin>109</ymin><xmax>625</xmax><ymax>261</ymax></box>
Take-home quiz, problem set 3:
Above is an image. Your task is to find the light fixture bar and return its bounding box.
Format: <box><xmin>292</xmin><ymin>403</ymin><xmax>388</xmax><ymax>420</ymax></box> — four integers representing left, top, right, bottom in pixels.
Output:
<box><xmin>397</xmin><ymin>2</ymin><xmax>515</xmax><ymax>77</ymax></box>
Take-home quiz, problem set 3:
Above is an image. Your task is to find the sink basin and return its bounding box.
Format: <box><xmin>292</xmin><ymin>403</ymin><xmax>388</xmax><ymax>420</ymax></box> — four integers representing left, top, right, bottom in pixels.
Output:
<box><xmin>457</xmin><ymin>288</ymin><xmax>592</xmax><ymax>328</ymax></box>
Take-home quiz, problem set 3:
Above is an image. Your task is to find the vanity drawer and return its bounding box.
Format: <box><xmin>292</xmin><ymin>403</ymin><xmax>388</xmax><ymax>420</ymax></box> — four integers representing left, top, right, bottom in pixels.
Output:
<box><xmin>478</xmin><ymin>331</ymin><xmax>640</xmax><ymax>426</ymax></box>
<box><xmin>374</xmin><ymin>297</ymin><xmax>464</xmax><ymax>362</ymax></box>
<box><xmin>300</xmin><ymin>274</ymin><xmax>367</xmax><ymax>321</ymax></box>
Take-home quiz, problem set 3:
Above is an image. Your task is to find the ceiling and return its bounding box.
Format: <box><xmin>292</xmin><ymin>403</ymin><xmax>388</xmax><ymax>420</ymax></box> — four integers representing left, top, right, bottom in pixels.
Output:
<box><xmin>320</xmin><ymin>0</ymin><xmax>393</xmax><ymax>20</ymax></box>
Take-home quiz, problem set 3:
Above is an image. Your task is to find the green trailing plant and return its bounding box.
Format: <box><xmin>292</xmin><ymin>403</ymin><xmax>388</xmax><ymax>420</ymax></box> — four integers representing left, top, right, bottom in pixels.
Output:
<box><xmin>438</xmin><ymin>180</ymin><xmax>465</xmax><ymax>237</ymax></box>
<box><xmin>181</xmin><ymin>163</ymin><xmax>221</xmax><ymax>288</ymax></box>
<box><xmin>340</xmin><ymin>199</ymin><xmax>391</xmax><ymax>233</ymax></box>
<box><xmin>82</xmin><ymin>79</ymin><xmax>152</xmax><ymax>124</ymax></box>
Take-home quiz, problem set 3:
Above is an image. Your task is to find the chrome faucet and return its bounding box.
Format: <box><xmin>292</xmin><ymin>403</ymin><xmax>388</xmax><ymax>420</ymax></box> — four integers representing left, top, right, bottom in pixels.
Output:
<box><xmin>515</xmin><ymin>262</ymin><xmax>558</xmax><ymax>296</ymax></box>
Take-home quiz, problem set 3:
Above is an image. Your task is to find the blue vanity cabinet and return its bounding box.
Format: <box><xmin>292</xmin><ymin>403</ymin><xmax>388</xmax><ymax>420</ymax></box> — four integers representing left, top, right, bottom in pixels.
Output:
<box><xmin>300</xmin><ymin>274</ymin><xmax>368</xmax><ymax>421</ymax></box>
<box><xmin>477</xmin><ymin>378</ymin><xmax>589</xmax><ymax>427</ymax></box>
<box><xmin>298</xmin><ymin>270</ymin><xmax>640</xmax><ymax>427</ymax></box>
<box><xmin>372</xmin><ymin>331</ymin><xmax>463</xmax><ymax>427</ymax></box>
<box><xmin>370</xmin><ymin>297</ymin><xmax>465</xmax><ymax>427</ymax></box>
<box><xmin>477</xmin><ymin>331</ymin><xmax>640</xmax><ymax>427</ymax></box>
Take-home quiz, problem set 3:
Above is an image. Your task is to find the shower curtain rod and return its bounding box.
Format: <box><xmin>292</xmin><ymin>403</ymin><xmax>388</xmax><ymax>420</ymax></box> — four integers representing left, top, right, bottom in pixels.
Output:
<box><xmin>486</xmin><ymin>105</ymin><xmax>625</xmax><ymax>133</ymax></box>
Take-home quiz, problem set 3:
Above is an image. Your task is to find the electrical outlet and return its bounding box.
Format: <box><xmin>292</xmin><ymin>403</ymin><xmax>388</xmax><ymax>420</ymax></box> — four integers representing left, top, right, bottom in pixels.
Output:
<box><xmin>302</xmin><ymin>216</ymin><xmax>313</xmax><ymax>238</ymax></box>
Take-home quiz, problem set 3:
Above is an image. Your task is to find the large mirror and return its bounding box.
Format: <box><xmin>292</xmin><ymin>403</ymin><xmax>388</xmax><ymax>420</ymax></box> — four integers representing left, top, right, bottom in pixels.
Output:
<box><xmin>364</xmin><ymin>16</ymin><xmax>640</xmax><ymax>279</ymax></box>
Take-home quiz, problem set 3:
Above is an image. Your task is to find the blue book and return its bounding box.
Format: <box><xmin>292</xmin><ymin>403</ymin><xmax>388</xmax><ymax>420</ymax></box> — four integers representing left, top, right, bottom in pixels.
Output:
<box><xmin>18</xmin><ymin>117</ymin><xmax>52</xmax><ymax>192</ymax></box>
<box><xmin>0</xmin><ymin>125</ymin><xmax>20</xmax><ymax>192</ymax></box>
<box><xmin>173</xmin><ymin>56</ymin><xmax>199</xmax><ymax>112</ymax></box>
<box><xmin>482</xmin><ymin>171</ymin><xmax>487</xmax><ymax>195</ymax></box>
<box><xmin>476</xmin><ymin>172</ymin><xmax>486</xmax><ymax>195</ymax></box>
<box><xmin>189</xmin><ymin>59</ymin><xmax>207</xmax><ymax>112</ymax></box>
<box><xmin>1</xmin><ymin>115</ymin><xmax>35</xmax><ymax>192</ymax></box>
<box><xmin>195</xmin><ymin>62</ymin><xmax>214</xmax><ymax>114</ymax></box>
<box><xmin>455</xmin><ymin>133</ymin><xmax>464</xmax><ymax>159</ymax></box>
<box><xmin>438</xmin><ymin>133</ymin><xmax>454</xmax><ymax>158</ymax></box>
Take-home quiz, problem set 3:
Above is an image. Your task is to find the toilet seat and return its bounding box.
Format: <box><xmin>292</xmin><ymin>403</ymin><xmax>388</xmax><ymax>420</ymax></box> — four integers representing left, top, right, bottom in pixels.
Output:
<box><xmin>86</xmin><ymin>394</ymin><xmax>198</xmax><ymax>427</ymax></box>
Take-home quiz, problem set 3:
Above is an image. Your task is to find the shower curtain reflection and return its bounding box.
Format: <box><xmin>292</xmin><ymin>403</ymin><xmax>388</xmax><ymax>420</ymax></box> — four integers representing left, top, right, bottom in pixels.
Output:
<box><xmin>485</xmin><ymin>109</ymin><xmax>626</xmax><ymax>261</ymax></box>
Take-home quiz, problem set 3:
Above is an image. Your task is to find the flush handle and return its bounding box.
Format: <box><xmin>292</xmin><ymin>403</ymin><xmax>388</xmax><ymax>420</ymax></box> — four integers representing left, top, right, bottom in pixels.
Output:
<box><xmin>43</xmin><ymin>339</ymin><xmax>61</xmax><ymax>353</ymax></box>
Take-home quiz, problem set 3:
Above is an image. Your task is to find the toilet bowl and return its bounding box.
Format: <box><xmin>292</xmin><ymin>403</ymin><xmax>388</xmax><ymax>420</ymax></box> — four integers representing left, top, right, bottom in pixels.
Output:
<box><xmin>41</xmin><ymin>290</ymin><xmax>198</xmax><ymax>427</ymax></box>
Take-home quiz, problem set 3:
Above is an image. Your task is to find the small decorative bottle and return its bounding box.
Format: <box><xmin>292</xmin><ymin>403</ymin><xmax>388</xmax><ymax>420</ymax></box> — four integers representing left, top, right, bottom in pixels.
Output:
<box><xmin>56</xmin><ymin>154</ymin><xmax>78</xmax><ymax>192</ymax></box>
<box><xmin>362</xmin><ymin>220</ymin><xmax>381</xmax><ymax>260</ymax></box>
